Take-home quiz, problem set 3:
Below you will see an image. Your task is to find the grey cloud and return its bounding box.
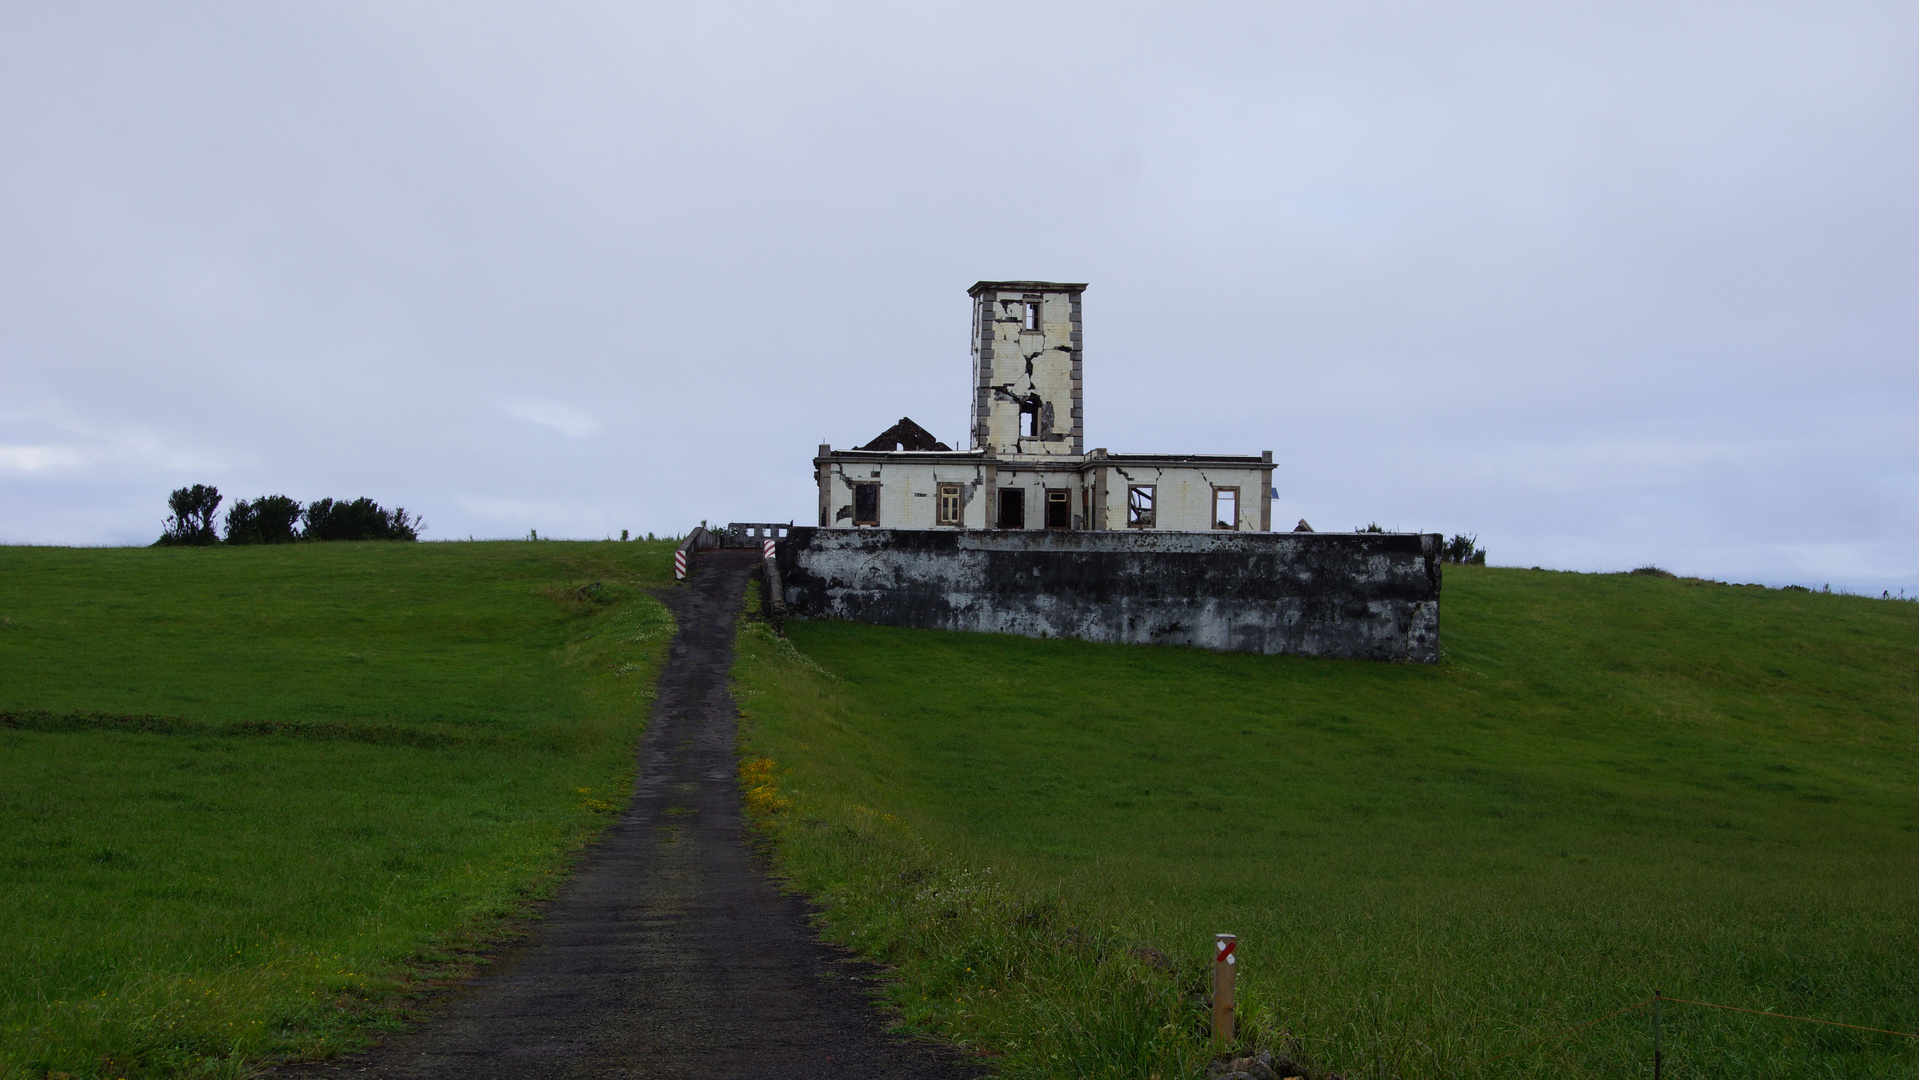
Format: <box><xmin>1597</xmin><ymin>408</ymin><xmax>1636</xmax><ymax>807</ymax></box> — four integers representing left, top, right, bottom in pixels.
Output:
<box><xmin>1</xmin><ymin>1</ymin><xmax>1913</xmax><ymax>589</ymax></box>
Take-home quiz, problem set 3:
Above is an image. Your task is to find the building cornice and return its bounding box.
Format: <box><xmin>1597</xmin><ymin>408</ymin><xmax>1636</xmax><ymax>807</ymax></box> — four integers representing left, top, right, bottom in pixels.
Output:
<box><xmin>967</xmin><ymin>280</ymin><xmax>1088</xmax><ymax>296</ymax></box>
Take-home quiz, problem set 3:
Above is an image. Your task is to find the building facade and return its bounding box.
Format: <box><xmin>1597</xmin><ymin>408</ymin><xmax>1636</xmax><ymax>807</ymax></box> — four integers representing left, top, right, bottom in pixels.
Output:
<box><xmin>815</xmin><ymin>281</ymin><xmax>1276</xmax><ymax>533</ymax></box>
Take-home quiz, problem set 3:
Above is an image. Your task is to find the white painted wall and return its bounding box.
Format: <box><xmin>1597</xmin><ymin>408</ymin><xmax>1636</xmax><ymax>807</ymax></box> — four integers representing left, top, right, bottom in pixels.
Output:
<box><xmin>1092</xmin><ymin>463</ymin><xmax>1272</xmax><ymax>532</ymax></box>
<box><xmin>823</xmin><ymin>456</ymin><xmax>995</xmax><ymax>529</ymax></box>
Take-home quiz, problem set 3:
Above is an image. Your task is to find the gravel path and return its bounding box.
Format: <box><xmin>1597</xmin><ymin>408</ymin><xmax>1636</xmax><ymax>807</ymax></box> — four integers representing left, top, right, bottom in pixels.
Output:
<box><xmin>278</xmin><ymin>550</ymin><xmax>982</xmax><ymax>1079</ymax></box>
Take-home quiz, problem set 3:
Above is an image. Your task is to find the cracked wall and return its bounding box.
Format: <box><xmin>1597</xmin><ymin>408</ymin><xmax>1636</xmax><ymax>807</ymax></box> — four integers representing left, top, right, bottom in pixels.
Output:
<box><xmin>777</xmin><ymin>527</ymin><xmax>1442</xmax><ymax>661</ymax></box>
<box><xmin>971</xmin><ymin>283</ymin><xmax>1082</xmax><ymax>456</ymax></box>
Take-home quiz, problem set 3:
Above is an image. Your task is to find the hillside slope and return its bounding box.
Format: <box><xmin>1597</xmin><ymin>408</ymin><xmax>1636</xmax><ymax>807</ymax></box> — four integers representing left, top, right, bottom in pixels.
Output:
<box><xmin>733</xmin><ymin>566</ymin><xmax>1919</xmax><ymax>1080</ymax></box>
<box><xmin>0</xmin><ymin>541</ymin><xmax>676</xmax><ymax>1080</ymax></box>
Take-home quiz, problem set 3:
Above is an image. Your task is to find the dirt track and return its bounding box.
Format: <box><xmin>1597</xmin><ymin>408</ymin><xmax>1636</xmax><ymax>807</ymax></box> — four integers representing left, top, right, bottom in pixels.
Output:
<box><xmin>279</xmin><ymin>551</ymin><xmax>981</xmax><ymax>1079</ymax></box>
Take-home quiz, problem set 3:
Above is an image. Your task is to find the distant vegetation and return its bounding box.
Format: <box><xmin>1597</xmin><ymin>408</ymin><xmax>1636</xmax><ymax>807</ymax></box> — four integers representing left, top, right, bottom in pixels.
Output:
<box><xmin>0</xmin><ymin>540</ymin><xmax>676</xmax><ymax>1078</ymax></box>
<box><xmin>733</xmin><ymin>566</ymin><xmax>1919</xmax><ymax>1079</ymax></box>
<box><xmin>155</xmin><ymin>485</ymin><xmax>421</xmax><ymax>545</ymax></box>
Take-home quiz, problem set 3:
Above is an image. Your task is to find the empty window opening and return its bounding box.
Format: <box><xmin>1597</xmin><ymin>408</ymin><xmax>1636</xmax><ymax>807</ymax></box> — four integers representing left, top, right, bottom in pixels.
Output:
<box><xmin>1045</xmin><ymin>489</ymin><xmax>1071</xmax><ymax>529</ymax></box>
<box><xmin>1023</xmin><ymin>298</ymin><xmax>1041</xmax><ymax>332</ymax></box>
<box><xmin>937</xmin><ymin>482</ymin><xmax>963</xmax><ymax>526</ymax></box>
<box><xmin>1213</xmin><ymin>487</ymin><xmax>1239</xmax><ymax>530</ymax></box>
<box><xmin>1127</xmin><ymin>485</ymin><xmax>1155</xmax><ymax>528</ymax></box>
<box><xmin>1021</xmin><ymin>396</ymin><xmax>1042</xmax><ymax>437</ymax></box>
<box><xmin>998</xmin><ymin>487</ymin><xmax>1026</xmax><ymax>529</ymax></box>
<box><xmin>853</xmin><ymin>483</ymin><xmax>880</xmax><ymax>526</ymax></box>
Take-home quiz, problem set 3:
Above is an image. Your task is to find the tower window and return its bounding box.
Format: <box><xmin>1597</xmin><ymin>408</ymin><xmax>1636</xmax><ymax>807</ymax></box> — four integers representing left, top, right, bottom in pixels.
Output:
<box><xmin>1023</xmin><ymin>299</ymin><xmax>1041</xmax><ymax>332</ymax></box>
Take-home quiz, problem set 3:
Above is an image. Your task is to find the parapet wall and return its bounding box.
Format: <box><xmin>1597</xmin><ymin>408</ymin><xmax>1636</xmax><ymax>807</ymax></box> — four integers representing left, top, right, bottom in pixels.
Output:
<box><xmin>774</xmin><ymin>528</ymin><xmax>1441</xmax><ymax>661</ymax></box>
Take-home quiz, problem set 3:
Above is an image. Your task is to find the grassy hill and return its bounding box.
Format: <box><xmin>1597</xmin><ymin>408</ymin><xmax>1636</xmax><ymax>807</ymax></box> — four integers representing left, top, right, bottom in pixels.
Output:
<box><xmin>732</xmin><ymin>566</ymin><xmax>1919</xmax><ymax>1080</ymax></box>
<box><xmin>0</xmin><ymin>541</ymin><xmax>676</xmax><ymax>1080</ymax></box>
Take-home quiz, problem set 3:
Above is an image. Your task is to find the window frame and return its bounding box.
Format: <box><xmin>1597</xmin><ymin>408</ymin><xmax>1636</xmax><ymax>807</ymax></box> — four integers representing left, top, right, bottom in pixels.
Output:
<box><xmin>997</xmin><ymin>487</ymin><xmax>1026</xmax><ymax>529</ymax></box>
<box><xmin>1022</xmin><ymin>297</ymin><xmax>1041</xmax><ymax>332</ymax></box>
<box><xmin>1212</xmin><ymin>486</ymin><xmax>1240</xmax><ymax>531</ymax></box>
<box><xmin>1044</xmin><ymin>489</ymin><xmax>1071</xmax><ymax>530</ymax></box>
<box><xmin>936</xmin><ymin>482</ymin><xmax>963</xmax><ymax>526</ymax></box>
<box><xmin>852</xmin><ymin>482</ymin><xmax>881</xmax><ymax>527</ymax></box>
<box><xmin>1127</xmin><ymin>484</ymin><xmax>1156</xmax><ymax>529</ymax></box>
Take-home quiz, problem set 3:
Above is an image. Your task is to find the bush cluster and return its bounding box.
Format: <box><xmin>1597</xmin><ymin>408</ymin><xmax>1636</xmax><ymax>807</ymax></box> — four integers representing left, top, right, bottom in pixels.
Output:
<box><xmin>224</xmin><ymin>495</ymin><xmax>304</xmax><ymax>544</ymax></box>
<box><xmin>300</xmin><ymin>497</ymin><xmax>421</xmax><ymax>542</ymax></box>
<box><xmin>154</xmin><ymin>486</ymin><xmax>421</xmax><ymax>546</ymax></box>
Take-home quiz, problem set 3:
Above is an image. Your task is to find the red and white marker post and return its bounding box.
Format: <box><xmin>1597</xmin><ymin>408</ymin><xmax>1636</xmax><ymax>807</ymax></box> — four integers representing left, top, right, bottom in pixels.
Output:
<box><xmin>674</xmin><ymin>548</ymin><xmax>687</xmax><ymax>581</ymax></box>
<box><xmin>762</xmin><ymin>538</ymin><xmax>776</xmax><ymax>560</ymax></box>
<box><xmin>1213</xmin><ymin>932</ymin><xmax>1237</xmax><ymax>1053</ymax></box>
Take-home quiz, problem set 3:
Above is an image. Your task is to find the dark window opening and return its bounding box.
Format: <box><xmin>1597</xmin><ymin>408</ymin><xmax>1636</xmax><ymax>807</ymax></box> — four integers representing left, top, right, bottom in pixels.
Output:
<box><xmin>853</xmin><ymin>483</ymin><xmax>880</xmax><ymax>526</ymax></box>
<box><xmin>937</xmin><ymin>482</ymin><xmax>963</xmax><ymax>526</ymax></box>
<box><xmin>1023</xmin><ymin>298</ymin><xmax>1041</xmax><ymax>332</ymax></box>
<box><xmin>1127</xmin><ymin>485</ymin><xmax>1155</xmax><ymax>528</ymax></box>
<box><xmin>1045</xmin><ymin>489</ymin><xmax>1071</xmax><ymax>529</ymax></box>
<box><xmin>1021</xmin><ymin>397</ymin><xmax>1042</xmax><ymax>437</ymax></box>
<box><xmin>1213</xmin><ymin>486</ymin><xmax>1239</xmax><ymax>530</ymax></box>
<box><xmin>998</xmin><ymin>487</ymin><xmax>1025</xmax><ymax>529</ymax></box>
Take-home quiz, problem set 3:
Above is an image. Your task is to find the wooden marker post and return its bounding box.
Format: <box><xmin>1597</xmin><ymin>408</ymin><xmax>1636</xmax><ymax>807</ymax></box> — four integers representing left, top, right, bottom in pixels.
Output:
<box><xmin>1653</xmin><ymin>990</ymin><xmax>1663</xmax><ymax>1080</ymax></box>
<box><xmin>1213</xmin><ymin>932</ymin><xmax>1237</xmax><ymax>1053</ymax></box>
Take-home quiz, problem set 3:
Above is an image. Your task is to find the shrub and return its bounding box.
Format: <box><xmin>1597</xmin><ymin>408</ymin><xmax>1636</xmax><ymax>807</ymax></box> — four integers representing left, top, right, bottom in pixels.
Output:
<box><xmin>224</xmin><ymin>495</ymin><xmax>304</xmax><ymax>545</ymax></box>
<box><xmin>156</xmin><ymin>485</ymin><xmax>221</xmax><ymax>546</ymax></box>
<box><xmin>1629</xmin><ymin>565</ymin><xmax>1676</xmax><ymax>579</ymax></box>
<box><xmin>302</xmin><ymin>498</ymin><xmax>422</xmax><ymax>542</ymax></box>
<box><xmin>1441</xmin><ymin>533</ymin><xmax>1487</xmax><ymax>565</ymax></box>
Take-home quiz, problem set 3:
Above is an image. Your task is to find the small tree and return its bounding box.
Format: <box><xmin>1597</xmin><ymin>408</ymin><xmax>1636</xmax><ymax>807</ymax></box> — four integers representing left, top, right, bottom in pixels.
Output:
<box><xmin>225</xmin><ymin>495</ymin><xmax>304</xmax><ymax>545</ymax></box>
<box><xmin>1441</xmin><ymin>533</ymin><xmax>1487</xmax><ymax>565</ymax></box>
<box><xmin>158</xmin><ymin>485</ymin><xmax>221</xmax><ymax>546</ymax></box>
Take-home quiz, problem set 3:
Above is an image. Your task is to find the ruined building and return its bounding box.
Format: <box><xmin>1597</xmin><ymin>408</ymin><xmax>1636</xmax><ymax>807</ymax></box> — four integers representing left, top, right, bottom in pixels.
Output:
<box><xmin>779</xmin><ymin>280</ymin><xmax>1442</xmax><ymax>662</ymax></box>
<box><xmin>814</xmin><ymin>281</ymin><xmax>1277</xmax><ymax>533</ymax></box>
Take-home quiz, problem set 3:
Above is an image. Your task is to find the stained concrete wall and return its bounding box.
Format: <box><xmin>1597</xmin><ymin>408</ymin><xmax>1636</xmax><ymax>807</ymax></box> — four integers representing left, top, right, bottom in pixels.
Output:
<box><xmin>777</xmin><ymin>527</ymin><xmax>1442</xmax><ymax>661</ymax></box>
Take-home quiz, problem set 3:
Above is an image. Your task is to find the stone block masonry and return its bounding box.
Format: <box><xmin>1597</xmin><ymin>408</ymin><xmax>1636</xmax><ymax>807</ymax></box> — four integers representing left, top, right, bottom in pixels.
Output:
<box><xmin>775</xmin><ymin>528</ymin><xmax>1442</xmax><ymax>661</ymax></box>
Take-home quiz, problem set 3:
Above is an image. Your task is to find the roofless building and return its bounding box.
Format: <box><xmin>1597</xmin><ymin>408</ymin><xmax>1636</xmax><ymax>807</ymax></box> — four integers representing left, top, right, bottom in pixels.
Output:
<box><xmin>813</xmin><ymin>281</ymin><xmax>1277</xmax><ymax>534</ymax></box>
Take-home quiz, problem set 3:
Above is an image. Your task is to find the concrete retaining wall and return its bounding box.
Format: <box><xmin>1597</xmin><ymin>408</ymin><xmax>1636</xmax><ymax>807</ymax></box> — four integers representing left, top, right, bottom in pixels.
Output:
<box><xmin>775</xmin><ymin>527</ymin><xmax>1442</xmax><ymax>661</ymax></box>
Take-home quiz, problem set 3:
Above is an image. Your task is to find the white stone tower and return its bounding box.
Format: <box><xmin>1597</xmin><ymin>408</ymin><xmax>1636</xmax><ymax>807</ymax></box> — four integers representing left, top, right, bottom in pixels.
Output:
<box><xmin>968</xmin><ymin>281</ymin><xmax>1085</xmax><ymax>456</ymax></box>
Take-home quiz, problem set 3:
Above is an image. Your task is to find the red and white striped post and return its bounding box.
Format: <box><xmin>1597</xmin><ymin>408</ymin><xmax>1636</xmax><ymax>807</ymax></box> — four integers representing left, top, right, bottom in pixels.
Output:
<box><xmin>674</xmin><ymin>548</ymin><xmax>687</xmax><ymax>580</ymax></box>
<box><xmin>1213</xmin><ymin>932</ymin><xmax>1237</xmax><ymax>1053</ymax></box>
<box><xmin>762</xmin><ymin>537</ymin><xmax>776</xmax><ymax>560</ymax></box>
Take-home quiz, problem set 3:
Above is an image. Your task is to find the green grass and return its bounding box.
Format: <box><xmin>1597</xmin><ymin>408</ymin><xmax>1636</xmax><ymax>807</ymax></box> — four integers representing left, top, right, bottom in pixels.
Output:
<box><xmin>0</xmin><ymin>541</ymin><xmax>677</xmax><ymax>1080</ymax></box>
<box><xmin>732</xmin><ymin>566</ymin><xmax>1919</xmax><ymax>1080</ymax></box>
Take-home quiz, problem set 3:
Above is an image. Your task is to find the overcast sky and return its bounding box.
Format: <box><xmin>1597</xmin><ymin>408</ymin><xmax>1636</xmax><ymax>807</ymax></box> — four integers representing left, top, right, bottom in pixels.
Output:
<box><xmin>3</xmin><ymin>2</ymin><xmax>1914</xmax><ymax>590</ymax></box>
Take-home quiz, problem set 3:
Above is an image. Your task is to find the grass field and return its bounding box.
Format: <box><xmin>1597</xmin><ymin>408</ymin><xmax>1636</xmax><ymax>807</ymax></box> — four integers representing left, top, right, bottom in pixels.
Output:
<box><xmin>0</xmin><ymin>541</ymin><xmax>676</xmax><ymax>1080</ymax></box>
<box><xmin>732</xmin><ymin>566</ymin><xmax>1919</xmax><ymax>1080</ymax></box>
